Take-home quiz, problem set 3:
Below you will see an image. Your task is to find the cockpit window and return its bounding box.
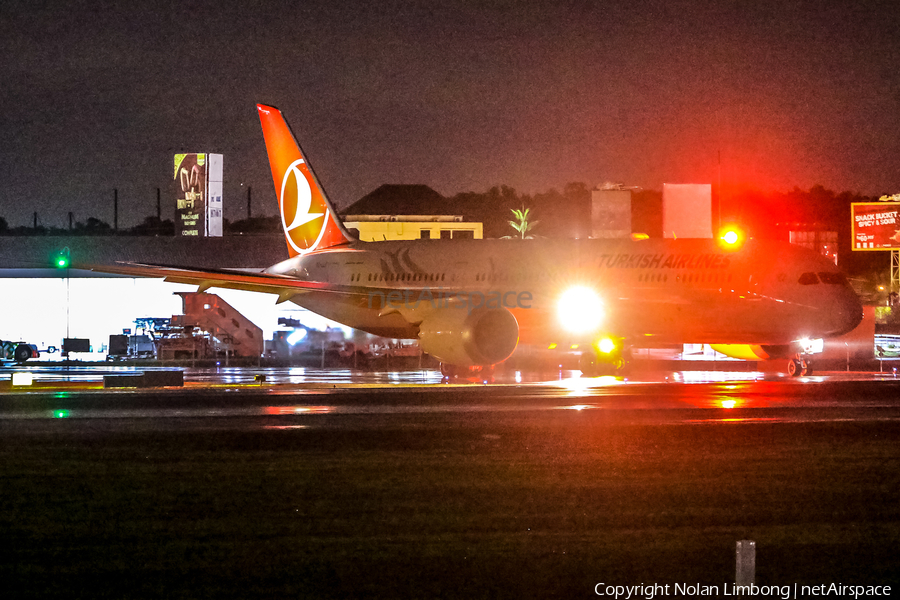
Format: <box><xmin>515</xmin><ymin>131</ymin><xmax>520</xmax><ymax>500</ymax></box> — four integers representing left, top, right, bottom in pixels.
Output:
<box><xmin>798</xmin><ymin>272</ymin><xmax>820</xmax><ymax>285</ymax></box>
<box><xmin>818</xmin><ymin>272</ymin><xmax>847</xmax><ymax>285</ymax></box>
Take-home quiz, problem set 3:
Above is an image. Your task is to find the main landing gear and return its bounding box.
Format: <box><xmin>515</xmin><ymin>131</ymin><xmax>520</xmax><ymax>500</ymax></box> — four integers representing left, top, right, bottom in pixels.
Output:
<box><xmin>440</xmin><ymin>363</ymin><xmax>494</xmax><ymax>382</ymax></box>
<box><xmin>579</xmin><ymin>338</ymin><xmax>630</xmax><ymax>377</ymax></box>
<box><xmin>787</xmin><ymin>353</ymin><xmax>813</xmax><ymax>377</ymax></box>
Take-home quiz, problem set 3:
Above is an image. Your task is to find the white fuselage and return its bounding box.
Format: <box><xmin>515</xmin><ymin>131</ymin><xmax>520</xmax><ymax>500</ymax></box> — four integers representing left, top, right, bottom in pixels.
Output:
<box><xmin>265</xmin><ymin>237</ymin><xmax>863</xmax><ymax>346</ymax></box>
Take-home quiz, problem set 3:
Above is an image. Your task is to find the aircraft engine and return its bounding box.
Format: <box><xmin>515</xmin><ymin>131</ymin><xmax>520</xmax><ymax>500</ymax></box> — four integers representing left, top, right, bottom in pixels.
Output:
<box><xmin>417</xmin><ymin>307</ymin><xmax>519</xmax><ymax>367</ymax></box>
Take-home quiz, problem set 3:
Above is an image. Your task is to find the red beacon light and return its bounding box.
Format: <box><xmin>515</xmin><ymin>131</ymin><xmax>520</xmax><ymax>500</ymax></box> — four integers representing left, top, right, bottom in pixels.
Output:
<box><xmin>718</xmin><ymin>226</ymin><xmax>745</xmax><ymax>250</ymax></box>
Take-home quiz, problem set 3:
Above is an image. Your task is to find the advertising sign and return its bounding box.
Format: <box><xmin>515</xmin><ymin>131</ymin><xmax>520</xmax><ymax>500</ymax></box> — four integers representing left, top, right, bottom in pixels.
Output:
<box><xmin>851</xmin><ymin>202</ymin><xmax>900</xmax><ymax>250</ymax></box>
<box><xmin>591</xmin><ymin>189</ymin><xmax>631</xmax><ymax>239</ymax></box>
<box><xmin>663</xmin><ymin>184</ymin><xmax>712</xmax><ymax>239</ymax></box>
<box><xmin>174</xmin><ymin>153</ymin><xmax>206</xmax><ymax>237</ymax></box>
<box><xmin>206</xmin><ymin>153</ymin><xmax>223</xmax><ymax>237</ymax></box>
<box><xmin>174</xmin><ymin>153</ymin><xmax>223</xmax><ymax>237</ymax></box>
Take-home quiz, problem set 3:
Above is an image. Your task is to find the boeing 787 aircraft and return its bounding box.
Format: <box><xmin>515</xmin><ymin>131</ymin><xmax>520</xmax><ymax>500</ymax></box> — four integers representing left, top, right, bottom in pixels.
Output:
<box><xmin>91</xmin><ymin>104</ymin><xmax>863</xmax><ymax>377</ymax></box>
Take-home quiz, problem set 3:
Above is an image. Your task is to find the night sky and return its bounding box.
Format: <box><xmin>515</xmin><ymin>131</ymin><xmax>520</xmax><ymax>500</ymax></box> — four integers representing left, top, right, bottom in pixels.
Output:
<box><xmin>2</xmin><ymin>0</ymin><xmax>898</xmax><ymax>229</ymax></box>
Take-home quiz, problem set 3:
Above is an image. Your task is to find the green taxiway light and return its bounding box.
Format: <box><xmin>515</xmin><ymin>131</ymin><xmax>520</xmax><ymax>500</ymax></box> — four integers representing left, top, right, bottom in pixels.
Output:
<box><xmin>54</xmin><ymin>248</ymin><xmax>70</xmax><ymax>269</ymax></box>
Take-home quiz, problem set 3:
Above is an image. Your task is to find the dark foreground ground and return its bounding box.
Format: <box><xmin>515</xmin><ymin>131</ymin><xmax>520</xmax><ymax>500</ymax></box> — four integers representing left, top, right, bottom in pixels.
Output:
<box><xmin>1</xmin><ymin>384</ymin><xmax>899</xmax><ymax>598</ymax></box>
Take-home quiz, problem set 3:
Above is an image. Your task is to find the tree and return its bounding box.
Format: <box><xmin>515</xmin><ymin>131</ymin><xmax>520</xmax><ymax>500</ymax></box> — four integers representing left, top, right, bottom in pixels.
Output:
<box><xmin>130</xmin><ymin>216</ymin><xmax>175</xmax><ymax>236</ymax></box>
<box><xmin>226</xmin><ymin>215</ymin><xmax>281</xmax><ymax>234</ymax></box>
<box><xmin>73</xmin><ymin>217</ymin><xmax>113</xmax><ymax>235</ymax></box>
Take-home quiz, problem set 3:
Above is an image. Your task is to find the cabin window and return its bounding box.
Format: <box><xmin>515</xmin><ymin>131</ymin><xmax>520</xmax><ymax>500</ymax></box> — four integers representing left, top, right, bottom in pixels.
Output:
<box><xmin>818</xmin><ymin>272</ymin><xmax>847</xmax><ymax>285</ymax></box>
<box><xmin>798</xmin><ymin>272</ymin><xmax>820</xmax><ymax>285</ymax></box>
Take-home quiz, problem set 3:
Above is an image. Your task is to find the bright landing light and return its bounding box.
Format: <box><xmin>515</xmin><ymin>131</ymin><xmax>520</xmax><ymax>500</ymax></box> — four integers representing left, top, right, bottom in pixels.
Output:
<box><xmin>798</xmin><ymin>337</ymin><xmax>824</xmax><ymax>354</ymax></box>
<box><xmin>597</xmin><ymin>337</ymin><xmax>616</xmax><ymax>354</ymax></box>
<box><xmin>558</xmin><ymin>286</ymin><xmax>604</xmax><ymax>333</ymax></box>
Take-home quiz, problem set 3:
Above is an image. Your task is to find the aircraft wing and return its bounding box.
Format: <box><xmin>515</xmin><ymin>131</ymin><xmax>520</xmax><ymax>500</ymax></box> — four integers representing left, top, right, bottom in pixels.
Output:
<box><xmin>82</xmin><ymin>261</ymin><xmax>477</xmax><ymax>311</ymax></box>
<box><xmin>82</xmin><ymin>261</ymin><xmax>359</xmax><ymax>302</ymax></box>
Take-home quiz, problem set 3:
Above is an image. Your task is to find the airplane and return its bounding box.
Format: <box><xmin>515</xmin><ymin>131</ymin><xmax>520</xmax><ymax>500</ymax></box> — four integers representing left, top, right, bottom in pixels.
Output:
<box><xmin>88</xmin><ymin>104</ymin><xmax>864</xmax><ymax>377</ymax></box>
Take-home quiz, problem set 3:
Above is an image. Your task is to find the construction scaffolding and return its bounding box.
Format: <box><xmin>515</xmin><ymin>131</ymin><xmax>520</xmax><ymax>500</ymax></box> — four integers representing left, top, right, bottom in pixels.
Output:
<box><xmin>892</xmin><ymin>249</ymin><xmax>899</xmax><ymax>293</ymax></box>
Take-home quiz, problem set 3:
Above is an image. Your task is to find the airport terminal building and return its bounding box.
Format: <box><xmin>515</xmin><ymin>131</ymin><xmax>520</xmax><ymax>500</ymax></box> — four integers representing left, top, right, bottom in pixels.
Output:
<box><xmin>0</xmin><ymin>234</ymin><xmax>313</xmax><ymax>359</ymax></box>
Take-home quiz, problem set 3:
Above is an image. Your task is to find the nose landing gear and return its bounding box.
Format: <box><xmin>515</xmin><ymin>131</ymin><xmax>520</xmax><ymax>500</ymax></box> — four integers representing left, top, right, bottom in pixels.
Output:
<box><xmin>787</xmin><ymin>354</ymin><xmax>813</xmax><ymax>377</ymax></box>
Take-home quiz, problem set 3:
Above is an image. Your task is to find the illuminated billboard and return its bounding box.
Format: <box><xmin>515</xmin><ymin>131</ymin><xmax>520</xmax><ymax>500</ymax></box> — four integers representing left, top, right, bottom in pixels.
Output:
<box><xmin>663</xmin><ymin>184</ymin><xmax>712</xmax><ymax>238</ymax></box>
<box><xmin>851</xmin><ymin>202</ymin><xmax>900</xmax><ymax>250</ymax></box>
<box><xmin>174</xmin><ymin>153</ymin><xmax>223</xmax><ymax>237</ymax></box>
<box><xmin>591</xmin><ymin>189</ymin><xmax>631</xmax><ymax>239</ymax></box>
<box><xmin>207</xmin><ymin>154</ymin><xmax>223</xmax><ymax>237</ymax></box>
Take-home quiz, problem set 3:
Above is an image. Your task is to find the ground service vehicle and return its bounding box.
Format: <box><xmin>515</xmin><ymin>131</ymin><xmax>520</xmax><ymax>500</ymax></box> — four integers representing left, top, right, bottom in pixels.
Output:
<box><xmin>0</xmin><ymin>341</ymin><xmax>38</xmax><ymax>363</ymax></box>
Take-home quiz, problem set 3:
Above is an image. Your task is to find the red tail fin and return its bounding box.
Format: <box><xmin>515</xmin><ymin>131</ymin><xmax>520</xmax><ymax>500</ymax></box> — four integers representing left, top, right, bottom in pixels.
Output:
<box><xmin>257</xmin><ymin>104</ymin><xmax>353</xmax><ymax>257</ymax></box>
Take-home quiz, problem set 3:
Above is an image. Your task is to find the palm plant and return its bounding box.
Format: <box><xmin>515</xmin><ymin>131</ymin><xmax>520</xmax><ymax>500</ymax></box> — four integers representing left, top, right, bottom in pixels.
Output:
<box><xmin>507</xmin><ymin>206</ymin><xmax>538</xmax><ymax>239</ymax></box>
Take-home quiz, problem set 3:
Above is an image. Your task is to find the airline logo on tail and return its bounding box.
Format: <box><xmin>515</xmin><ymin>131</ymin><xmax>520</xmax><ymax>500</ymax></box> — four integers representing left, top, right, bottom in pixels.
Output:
<box><xmin>280</xmin><ymin>158</ymin><xmax>327</xmax><ymax>254</ymax></box>
<box><xmin>257</xmin><ymin>104</ymin><xmax>352</xmax><ymax>257</ymax></box>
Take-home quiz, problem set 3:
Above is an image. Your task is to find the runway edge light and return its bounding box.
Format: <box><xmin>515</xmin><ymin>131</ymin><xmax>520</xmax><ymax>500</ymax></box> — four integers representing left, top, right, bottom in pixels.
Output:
<box><xmin>12</xmin><ymin>372</ymin><xmax>33</xmax><ymax>386</ymax></box>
